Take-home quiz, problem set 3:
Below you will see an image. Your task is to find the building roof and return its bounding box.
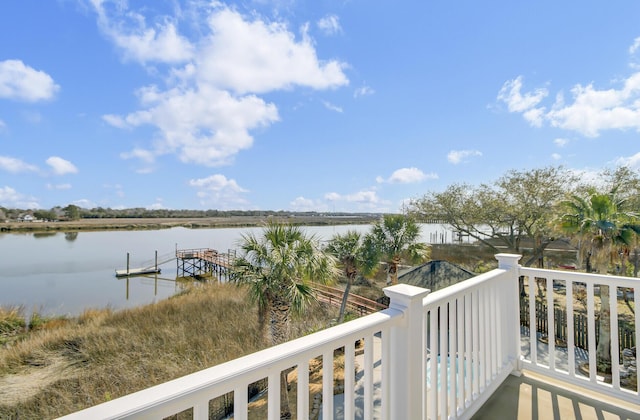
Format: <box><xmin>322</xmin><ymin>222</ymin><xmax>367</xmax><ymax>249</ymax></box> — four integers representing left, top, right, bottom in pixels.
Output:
<box><xmin>398</xmin><ymin>260</ymin><xmax>476</xmax><ymax>291</ymax></box>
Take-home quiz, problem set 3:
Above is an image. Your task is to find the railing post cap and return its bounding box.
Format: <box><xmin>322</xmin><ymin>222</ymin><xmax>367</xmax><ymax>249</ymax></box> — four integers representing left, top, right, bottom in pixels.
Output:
<box><xmin>383</xmin><ymin>283</ymin><xmax>430</xmax><ymax>305</ymax></box>
<box><xmin>495</xmin><ymin>253</ymin><xmax>521</xmax><ymax>269</ymax></box>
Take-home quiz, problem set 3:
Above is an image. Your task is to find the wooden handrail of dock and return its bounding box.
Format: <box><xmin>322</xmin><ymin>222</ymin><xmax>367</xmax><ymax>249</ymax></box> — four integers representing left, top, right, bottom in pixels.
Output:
<box><xmin>176</xmin><ymin>248</ymin><xmax>235</xmax><ymax>269</ymax></box>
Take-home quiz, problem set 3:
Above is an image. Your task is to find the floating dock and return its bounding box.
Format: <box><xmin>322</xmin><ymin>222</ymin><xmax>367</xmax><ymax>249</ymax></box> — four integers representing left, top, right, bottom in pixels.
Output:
<box><xmin>115</xmin><ymin>267</ymin><xmax>161</xmax><ymax>277</ymax></box>
<box><xmin>115</xmin><ymin>251</ymin><xmax>163</xmax><ymax>277</ymax></box>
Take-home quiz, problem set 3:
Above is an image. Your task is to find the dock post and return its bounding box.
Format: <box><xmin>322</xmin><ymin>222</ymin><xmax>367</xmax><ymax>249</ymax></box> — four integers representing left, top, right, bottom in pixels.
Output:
<box><xmin>155</xmin><ymin>250</ymin><xmax>158</xmax><ymax>271</ymax></box>
<box><xmin>127</xmin><ymin>252</ymin><xmax>130</xmax><ymax>275</ymax></box>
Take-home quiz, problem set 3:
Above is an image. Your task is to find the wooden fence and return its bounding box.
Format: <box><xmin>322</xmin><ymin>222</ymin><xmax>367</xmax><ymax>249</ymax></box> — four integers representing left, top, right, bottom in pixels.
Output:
<box><xmin>520</xmin><ymin>298</ymin><xmax>636</xmax><ymax>355</ymax></box>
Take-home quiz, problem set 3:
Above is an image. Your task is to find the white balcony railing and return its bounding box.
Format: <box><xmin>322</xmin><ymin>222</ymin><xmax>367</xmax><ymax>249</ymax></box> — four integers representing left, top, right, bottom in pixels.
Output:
<box><xmin>519</xmin><ymin>266</ymin><xmax>640</xmax><ymax>404</ymax></box>
<box><xmin>58</xmin><ymin>254</ymin><xmax>639</xmax><ymax>419</ymax></box>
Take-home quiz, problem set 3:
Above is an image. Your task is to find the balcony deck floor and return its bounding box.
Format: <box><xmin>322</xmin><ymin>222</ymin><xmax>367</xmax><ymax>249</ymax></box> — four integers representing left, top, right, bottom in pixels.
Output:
<box><xmin>472</xmin><ymin>370</ymin><xmax>640</xmax><ymax>420</ymax></box>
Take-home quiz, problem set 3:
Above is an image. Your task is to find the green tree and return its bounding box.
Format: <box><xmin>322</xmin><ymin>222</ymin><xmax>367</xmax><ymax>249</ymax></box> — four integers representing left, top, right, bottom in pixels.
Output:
<box><xmin>561</xmin><ymin>189</ymin><xmax>640</xmax><ymax>373</ymax></box>
<box><xmin>325</xmin><ymin>230</ymin><xmax>380</xmax><ymax>322</ymax></box>
<box><xmin>232</xmin><ymin>222</ymin><xmax>337</xmax><ymax>419</ymax></box>
<box><xmin>63</xmin><ymin>204</ymin><xmax>80</xmax><ymax>220</ymax></box>
<box><xmin>410</xmin><ymin>166</ymin><xmax>573</xmax><ymax>267</ymax></box>
<box><xmin>33</xmin><ymin>209</ymin><xmax>57</xmax><ymax>221</ymax></box>
<box><xmin>602</xmin><ymin>167</ymin><xmax>640</xmax><ymax>276</ymax></box>
<box><xmin>367</xmin><ymin>214</ymin><xmax>430</xmax><ymax>285</ymax></box>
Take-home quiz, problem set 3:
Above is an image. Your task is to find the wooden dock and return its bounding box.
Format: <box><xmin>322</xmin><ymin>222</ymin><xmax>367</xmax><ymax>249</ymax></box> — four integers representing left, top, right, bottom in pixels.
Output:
<box><xmin>175</xmin><ymin>248</ymin><xmax>236</xmax><ymax>279</ymax></box>
<box><xmin>115</xmin><ymin>248</ymin><xmax>236</xmax><ymax>279</ymax></box>
<box><xmin>115</xmin><ymin>251</ymin><xmax>164</xmax><ymax>277</ymax></box>
<box><xmin>115</xmin><ymin>267</ymin><xmax>161</xmax><ymax>277</ymax></box>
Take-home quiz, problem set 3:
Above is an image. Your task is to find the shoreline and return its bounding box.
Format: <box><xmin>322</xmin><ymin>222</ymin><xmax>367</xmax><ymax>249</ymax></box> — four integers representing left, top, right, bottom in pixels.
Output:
<box><xmin>0</xmin><ymin>215</ymin><xmax>380</xmax><ymax>233</ymax></box>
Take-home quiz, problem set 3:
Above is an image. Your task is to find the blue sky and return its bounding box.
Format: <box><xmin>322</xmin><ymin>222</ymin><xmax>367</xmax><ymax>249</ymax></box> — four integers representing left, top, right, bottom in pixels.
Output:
<box><xmin>1</xmin><ymin>1</ymin><xmax>640</xmax><ymax>212</ymax></box>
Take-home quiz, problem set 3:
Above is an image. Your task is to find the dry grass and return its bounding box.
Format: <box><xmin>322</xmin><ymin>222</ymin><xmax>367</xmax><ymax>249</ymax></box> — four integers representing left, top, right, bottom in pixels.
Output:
<box><xmin>0</xmin><ymin>283</ymin><xmax>339</xmax><ymax>419</ymax></box>
<box><xmin>0</xmin><ymin>306</ymin><xmax>26</xmax><ymax>347</ymax></box>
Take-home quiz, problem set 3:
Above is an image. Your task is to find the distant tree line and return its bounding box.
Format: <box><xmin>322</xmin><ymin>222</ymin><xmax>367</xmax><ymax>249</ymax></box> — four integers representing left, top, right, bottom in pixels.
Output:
<box><xmin>0</xmin><ymin>205</ymin><xmax>380</xmax><ymax>222</ymax></box>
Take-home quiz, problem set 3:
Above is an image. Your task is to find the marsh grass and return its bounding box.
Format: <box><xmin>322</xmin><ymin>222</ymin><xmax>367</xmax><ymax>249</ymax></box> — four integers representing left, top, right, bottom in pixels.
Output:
<box><xmin>0</xmin><ymin>283</ymin><xmax>339</xmax><ymax>419</ymax></box>
<box><xmin>0</xmin><ymin>306</ymin><xmax>26</xmax><ymax>346</ymax></box>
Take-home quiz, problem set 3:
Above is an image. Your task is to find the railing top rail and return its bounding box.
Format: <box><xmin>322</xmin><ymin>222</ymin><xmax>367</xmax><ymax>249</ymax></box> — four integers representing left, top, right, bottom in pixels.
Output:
<box><xmin>59</xmin><ymin>307</ymin><xmax>403</xmax><ymax>420</ymax></box>
<box><xmin>176</xmin><ymin>247</ymin><xmax>218</xmax><ymax>254</ymax></box>
<box><xmin>422</xmin><ymin>267</ymin><xmax>510</xmax><ymax>307</ymax></box>
<box><xmin>519</xmin><ymin>266</ymin><xmax>640</xmax><ymax>287</ymax></box>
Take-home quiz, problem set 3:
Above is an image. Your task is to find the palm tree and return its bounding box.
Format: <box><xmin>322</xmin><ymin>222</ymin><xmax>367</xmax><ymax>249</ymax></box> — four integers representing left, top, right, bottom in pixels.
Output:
<box><xmin>232</xmin><ymin>222</ymin><xmax>338</xmax><ymax>345</ymax></box>
<box><xmin>325</xmin><ymin>230</ymin><xmax>380</xmax><ymax>323</ymax></box>
<box><xmin>231</xmin><ymin>222</ymin><xmax>337</xmax><ymax>419</ymax></box>
<box><xmin>367</xmin><ymin>214</ymin><xmax>431</xmax><ymax>285</ymax></box>
<box><xmin>561</xmin><ymin>189</ymin><xmax>640</xmax><ymax>373</ymax></box>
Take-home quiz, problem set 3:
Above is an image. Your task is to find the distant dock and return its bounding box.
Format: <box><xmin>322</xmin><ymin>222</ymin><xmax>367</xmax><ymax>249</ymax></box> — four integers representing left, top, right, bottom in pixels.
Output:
<box><xmin>115</xmin><ymin>248</ymin><xmax>236</xmax><ymax>279</ymax></box>
<box><xmin>115</xmin><ymin>251</ymin><xmax>165</xmax><ymax>277</ymax></box>
<box><xmin>115</xmin><ymin>266</ymin><xmax>161</xmax><ymax>277</ymax></box>
<box><xmin>175</xmin><ymin>248</ymin><xmax>236</xmax><ymax>279</ymax></box>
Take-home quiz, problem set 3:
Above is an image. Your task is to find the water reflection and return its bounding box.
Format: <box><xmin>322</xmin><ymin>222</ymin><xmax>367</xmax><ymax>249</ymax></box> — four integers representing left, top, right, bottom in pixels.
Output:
<box><xmin>33</xmin><ymin>232</ymin><xmax>58</xmax><ymax>239</ymax></box>
<box><xmin>0</xmin><ymin>224</ymin><xmax>455</xmax><ymax>317</ymax></box>
<box><xmin>65</xmin><ymin>232</ymin><xmax>78</xmax><ymax>241</ymax></box>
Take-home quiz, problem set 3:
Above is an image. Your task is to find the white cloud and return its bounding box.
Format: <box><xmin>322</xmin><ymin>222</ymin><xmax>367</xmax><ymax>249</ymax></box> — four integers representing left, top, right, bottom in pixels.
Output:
<box><xmin>0</xmin><ymin>119</ymin><xmax>5</xmax><ymax>130</ymax></box>
<box><xmin>631</xmin><ymin>37</ymin><xmax>640</xmax><ymax>69</ymax></box>
<box><xmin>0</xmin><ymin>186</ymin><xmax>20</xmax><ymax>202</ymax></box>
<box><xmin>378</xmin><ymin>167</ymin><xmax>437</xmax><ymax>184</ymax></box>
<box><xmin>630</xmin><ymin>37</ymin><xmax>640</xmax><ymax>55</ymax></box>
<box><xmin>497</xmin><ymin>76</ymin><xmax>548</xmax><ymax>113</ymax></box>
<box><xmin>289</xmin><ymin>196</ymin><xmax>321</xmax><ymax>211</ymax></box>
<box><xmin>616</xmin><ymin>152</ymin><xmax>640</xmax><ymax>169</ymax></box>
<box><xmin>498</xmin><ymin>73</ymin><xmax>640</xmax><ymax>137</ymax></box>
<box><xmin>146</xmin><ymin>201</ymin><xmax>165</xmax><ymax>210</ymax></box>
<box><xmin>134</xmin><ymin>167</ymin><xmax>154</xmax><ymax>174</ymax></box>
<box><xmin>117</xmin><ymin>86</ymin><xmax>279</xmax><ymax>166</ymax></box>
<box><xmin>0</xmin><ymin>156</ymin><xmax>39</xmax><ymax>173</ymax></box>
<box><xmin>198</xmin><ymin>8</ymin><xmax>348</xmax><ymax>94</ymax></box>
<box><xmin>568</xmin><ymin>168</ymin><xmax>603</xmax><ymax>189</ymax></box>
<box><xmin>324</xmin><ymin>189</ymin><xmax>380</xmax><ymax>204</ymax></box>
<box><xmin>189</xmin><ymin>174</ymin><xmax>250</xmax><ymax>208</ymax></box>
<box><xmin>447</xmin><ymin>150</ymin><xmax>482</xmax><ymax>164</ymax></box>
<box><xmin>73</xmin><ymin>199</ymin><xmax>96</xmax><ymax>209</ymax></box>
<box><xmin>547</xmin><ymin>75</ymin><xmax>640</xmax><ymax>136</ymax></box>
<box><xmin>554</xmin><ymin>138</ymin><xmax>569</xmax><ymax>147</ymax></box>
<box><xmin>46</xmin><ymin>156</ymin><xmax>78</xmax><ymax>175</ymax></box>
<box><xmin>46</xmin><ymin>183</ymin><xmax>72</xmax><ymax>190</ymax></box>
<box><xmin>100</xmin><ymin>4</ymin><xmax>349</xmax><ymax>168</ymax></box>
<box><xmin>551</xmin><ymin>153</ymin><xmax>562</xmax><ymax>160</ymax></box>
<box><xmin>317</xmin><ymin>15</ymin><xmax>342</xmax><ymax>36</ymax></box>
<box><xmin>0</xmin><ymin>60</ymin><xmax>60</xmax><ymax>102</ymax></box>
<box><xmin>354</xmin><ymin>85</ymin><xmax>375</xmax><ymax>98</ymax></box>
<box><xmin>91</xmin><ymin>1</ymin><xmax>194</xmax><ymax>64</ymax></box>
<box><xmin>322</xmin><ymin>101</ymin><xmax>343</xmax><ymax>113</ymax></box>
<box><xmin>102</xmin><ymin>114</ymin><xmax>128</xmax><ymax>128</ymax></box>
<box><xmin>0</xmin><ymin>186</ymin><xmax>39</xmax><ymax>208</ymax></box>
<box><xmin>120</xmin><ymin>148</ymin><xmax>155</xmax><ymax>163</ymax></box>
<box><xmin>324</xmin><ymin>192</ymin><xmax>341</xmax><ymax>201</ymax></box>
<box><xmin>323</xmin><ymin>188</ymin><xmax>393</xmax><ymax>212</ymax></box>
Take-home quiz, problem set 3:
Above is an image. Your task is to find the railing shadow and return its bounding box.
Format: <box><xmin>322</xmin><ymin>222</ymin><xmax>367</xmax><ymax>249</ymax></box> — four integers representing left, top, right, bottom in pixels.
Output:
<box><xmin>472</xmin><ymin>371</ymin><xmax>640</xmax><ymax>419</ymax></box>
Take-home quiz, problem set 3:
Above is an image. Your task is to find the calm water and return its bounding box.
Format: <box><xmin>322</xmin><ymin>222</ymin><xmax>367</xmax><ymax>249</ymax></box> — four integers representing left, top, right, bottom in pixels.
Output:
<box><xmin>0</xmin><ymin>224</ymin><xmax>455</xmax><ymax>317</ymax></box>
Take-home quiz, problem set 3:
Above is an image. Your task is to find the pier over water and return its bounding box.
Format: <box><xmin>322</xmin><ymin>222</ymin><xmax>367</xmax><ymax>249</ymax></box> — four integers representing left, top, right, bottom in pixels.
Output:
<box><xmin>175</xmin><ymin>248</ymin><xmax>236</xmax><ymax>279</ymax></box>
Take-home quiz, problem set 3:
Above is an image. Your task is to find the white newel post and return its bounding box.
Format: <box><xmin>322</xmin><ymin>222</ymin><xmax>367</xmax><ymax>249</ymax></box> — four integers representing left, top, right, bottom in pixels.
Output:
<box><xmin>384</xmin><ymin>284</ymin><xmax>431</xmax><ymax>420</ymax></box>
<box><xmin>495</xmin><ymin>253</ymin><xmax>522</xmax><ymax>374</ymax></box>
